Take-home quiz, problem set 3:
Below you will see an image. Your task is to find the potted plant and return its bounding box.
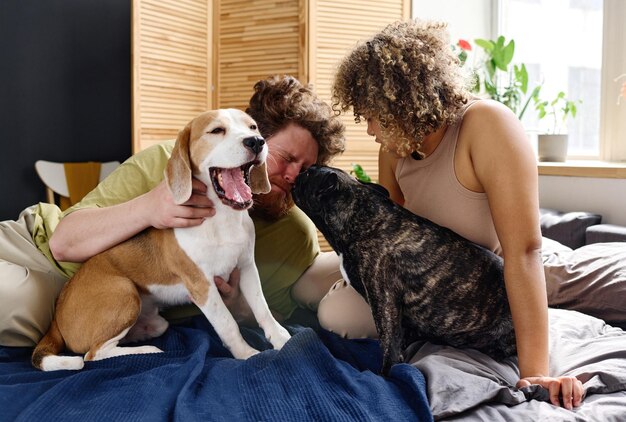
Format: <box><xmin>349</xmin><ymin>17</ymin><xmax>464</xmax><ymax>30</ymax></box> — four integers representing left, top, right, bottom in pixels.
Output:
<box><xmin>350</xmin><ymin>163</ymin><xmax>372</xmax><ymax>182</ymax></box>
<box><xmin>534</xmin><ymin>91</ymin><xmax>581</xmax><ymax>162</ymax></box>
<box><xmin>467</xmin><ymin>36</ymin><xmax>541</xmax><ymax>120</ymax></box>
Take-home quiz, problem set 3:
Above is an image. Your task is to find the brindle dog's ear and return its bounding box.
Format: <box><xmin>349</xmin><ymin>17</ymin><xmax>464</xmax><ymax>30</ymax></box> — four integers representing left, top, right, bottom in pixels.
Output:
<box><xmin>165</xmin><ymin>122</ymin><xmax>193</xmax><ymax>204</ymax></box>
<box><xmin>319</xmin><ymin>172</ymin><xmax>340</xmax><ymax>194</ymax></box>
<box><xmin>358</xmin><ymin>180</ymin><xmax>390</xmax><ymax>198</ymax></box>
<box><xmin>250</xmin><ymin>161</ymin><xmax>271</xmax><ymax>194</ymax></box>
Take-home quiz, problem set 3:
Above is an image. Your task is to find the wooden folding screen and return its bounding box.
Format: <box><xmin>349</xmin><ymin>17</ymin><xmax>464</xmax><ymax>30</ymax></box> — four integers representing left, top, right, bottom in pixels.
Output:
<box><xmin>307</xmin><ymin>0</ymin><xmax>410</xmax><ymax>249</ymax></box>
<box><xmin>132</xmin><ymin>0</ymin><xmax>409</xmax><ymax>157</ymax></box>
<box><xmin>216</xmin><ymin>0</ymin><xmax>307</xmax><ymax>109</ymax></box>
<box><xmin>308</xmin><ymin>0</ymin><xmax>410</xmax><ymax>182</ymax></box>
<box><xmin>132</xmin><ymin>0</ymin><xmax>214</xmax><ymax>153</ymax></box>
<box><xmin>132</xmin><ymin>0</ymin><xmax>410</xmax><ymax>249</ymax></box>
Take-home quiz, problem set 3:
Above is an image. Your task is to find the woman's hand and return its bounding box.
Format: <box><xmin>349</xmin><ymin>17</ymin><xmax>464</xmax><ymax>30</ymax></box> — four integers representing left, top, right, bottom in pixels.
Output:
<box><xmin>516</xmin><ymin>376</ymin><xmax>584</xmax><ymax>409</ymax></box>
<box><xmin>146</xmin><ymin>178</ymin><xmax>216</xmax><ymax>229</ymax></box>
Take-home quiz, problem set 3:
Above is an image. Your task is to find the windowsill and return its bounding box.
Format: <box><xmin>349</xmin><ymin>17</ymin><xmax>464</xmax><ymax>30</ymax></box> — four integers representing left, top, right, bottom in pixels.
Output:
<box><xmin>538</xmin><ymin>160</ymin><xmax>626</xmax><ymax>179</ymax></box>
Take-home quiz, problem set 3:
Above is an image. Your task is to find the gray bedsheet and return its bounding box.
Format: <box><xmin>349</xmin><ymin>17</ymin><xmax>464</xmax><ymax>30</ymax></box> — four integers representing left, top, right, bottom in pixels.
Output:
<box><xmin>408</xmin><ymin>308</ymin><xmax>626</xmax><ymax>421</ymax></box>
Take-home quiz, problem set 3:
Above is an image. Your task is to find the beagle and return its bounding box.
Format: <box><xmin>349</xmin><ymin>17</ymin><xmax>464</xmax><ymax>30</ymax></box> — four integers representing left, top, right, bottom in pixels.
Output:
<box><xmin>32</xmin><ymin>109</ymin><xmax>291</xmax><ymax>371</ymax></box>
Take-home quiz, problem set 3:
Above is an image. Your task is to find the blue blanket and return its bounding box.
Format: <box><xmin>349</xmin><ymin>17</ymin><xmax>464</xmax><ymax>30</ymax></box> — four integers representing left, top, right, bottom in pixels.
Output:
<box><xmin>0</xmin><ymin>317</ymin><xmax>432</xmax><ymax>421</ymax></box>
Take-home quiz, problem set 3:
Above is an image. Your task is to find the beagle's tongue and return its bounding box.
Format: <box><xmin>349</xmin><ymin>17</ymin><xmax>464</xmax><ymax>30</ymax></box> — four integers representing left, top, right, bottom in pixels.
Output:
<box><xmin>221</xmin><ymin>168</ymin><xmax>252</xmax><ymax>203</ymax></box>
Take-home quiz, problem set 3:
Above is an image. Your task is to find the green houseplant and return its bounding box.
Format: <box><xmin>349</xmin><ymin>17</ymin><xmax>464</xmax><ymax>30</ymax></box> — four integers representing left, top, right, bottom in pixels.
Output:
<box><xmin>471</xmin><ymin>36</ymin><xmax>541</xmax><ymax>120</ymax></box>
<box><xmin>350</xmin><ymin>163</ymin><xmax>372</xmax><ymax>183</ymax></box>
<box><xmin>534</xmin><ymin>91</ymin><xmax>581</xmax><ymax>162</ymax></box>
<box><xmin>456</xmin><ymin>36</ymin><xmax>581</xmax><ymax>162</ymax></box>
<box><xmin>534</xmin><ymin>91</ymin><xmax>580</xmax><ymax>135</ymax></box>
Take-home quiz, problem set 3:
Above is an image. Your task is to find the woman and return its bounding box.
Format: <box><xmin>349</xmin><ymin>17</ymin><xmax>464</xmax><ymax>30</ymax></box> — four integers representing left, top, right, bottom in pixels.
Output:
<box><xmin>330</xmin><ymin>19</ymin><xmax>583</xmax><ymax>409</ymax></box>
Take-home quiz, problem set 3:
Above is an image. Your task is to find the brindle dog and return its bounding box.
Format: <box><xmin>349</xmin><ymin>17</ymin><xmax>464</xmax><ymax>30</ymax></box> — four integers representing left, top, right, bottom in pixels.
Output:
<box><xmin>292</xmin><ymin>165</ymin><xmax>516</xmax><ymax>375</ymax></box>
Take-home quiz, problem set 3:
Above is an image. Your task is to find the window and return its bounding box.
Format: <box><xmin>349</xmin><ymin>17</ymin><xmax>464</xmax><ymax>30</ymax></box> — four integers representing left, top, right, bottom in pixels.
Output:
<box><xmin>412</xmin><ymin>0</ymin><xmax>625</xmax><ymax>162</ymax></box>
<box><xmin>569</xmin><ymin>66</ymin><xmax>601</xmax><ymax>154</ymax></box>
<box><xmin>498</xmin><ymin>0</ymin><xmax>603</xmax><ymax>158</ymax></box>
<box><xmin>498</xmin><ymin>0</ymin><xmax>626</xmax><ymax>162</ymax></box>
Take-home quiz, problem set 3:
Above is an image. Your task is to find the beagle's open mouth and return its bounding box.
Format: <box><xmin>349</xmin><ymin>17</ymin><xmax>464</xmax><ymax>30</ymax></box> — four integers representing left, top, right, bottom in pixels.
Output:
<box><xmin>209</xmin><ymin>162</ymin><xmax>257</xmax><ymax>210</ymax></box>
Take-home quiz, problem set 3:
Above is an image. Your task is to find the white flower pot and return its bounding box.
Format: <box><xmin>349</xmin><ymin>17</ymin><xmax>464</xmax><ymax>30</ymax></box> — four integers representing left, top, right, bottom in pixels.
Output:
<box><xmin>537</xmin><ymin>134</ymin><xmax>568</xmax><ymax>162</ymax></box>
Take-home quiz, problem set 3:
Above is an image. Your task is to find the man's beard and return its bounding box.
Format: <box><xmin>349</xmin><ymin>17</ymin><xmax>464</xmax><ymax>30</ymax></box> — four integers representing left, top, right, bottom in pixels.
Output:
<box><xmin>250</xmin><ymin>189</ymin><xmax>294</xmax><ymax>221</ymax></box>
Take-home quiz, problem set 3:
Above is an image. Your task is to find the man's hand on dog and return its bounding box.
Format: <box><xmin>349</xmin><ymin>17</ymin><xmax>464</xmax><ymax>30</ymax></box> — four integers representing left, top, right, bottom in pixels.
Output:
<box><xmin>214</xmin><ymin>270</ymin><xmax>284</xmax><ymax>327</ymax></box>
<box><xmin>148</xmin><ymin>178</ymin><xmax>216</xmax><ymax>229</ymax></box>
<box><xmin>214</xmin><ymin>269</ymin><xmax>256</xmax><ymax>327</ymax></box>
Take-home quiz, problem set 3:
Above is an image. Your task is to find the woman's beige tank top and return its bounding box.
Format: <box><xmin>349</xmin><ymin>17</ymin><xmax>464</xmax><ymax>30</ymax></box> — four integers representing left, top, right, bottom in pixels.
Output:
<box><xmin>395</xmin><ymin>100</ymin><xmax>502</xmax><ymax>255</ymax></box>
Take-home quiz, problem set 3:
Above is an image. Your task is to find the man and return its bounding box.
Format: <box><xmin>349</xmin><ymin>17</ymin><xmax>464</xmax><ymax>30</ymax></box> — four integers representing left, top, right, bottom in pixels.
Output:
<box><xmin>0</xmin><ymin>75</ymin><xmax>345</xmax><ymax>346</ymax></box>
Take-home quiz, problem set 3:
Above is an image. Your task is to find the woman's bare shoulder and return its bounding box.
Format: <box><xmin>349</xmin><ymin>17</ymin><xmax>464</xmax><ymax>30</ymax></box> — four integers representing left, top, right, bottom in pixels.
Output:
<box><xmin>462</xmin><ymin>99</ymin><xmax>527</xmax><ymax>146</ymax></box>
<box><xmin>464</xmin><ymin>99</ymin><xmax>518</xmax><ymax>125</ymax></box>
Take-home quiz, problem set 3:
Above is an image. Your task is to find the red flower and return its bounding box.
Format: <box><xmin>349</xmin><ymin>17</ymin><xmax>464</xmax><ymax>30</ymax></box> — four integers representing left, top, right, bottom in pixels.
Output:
<box><xmin>457</xmin><ymin>39</ymin><xmax>472</xmax><ymax>51</ymax></box>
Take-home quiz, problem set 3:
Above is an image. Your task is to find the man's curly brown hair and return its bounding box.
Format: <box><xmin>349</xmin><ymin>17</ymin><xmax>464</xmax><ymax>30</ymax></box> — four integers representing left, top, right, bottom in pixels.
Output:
<box><xmin>247</xmin><ymin>75</ymin><xmax>345</xmax><ymax>165</ymax></box>
<box><xmin>332</xmin><ymin>19</ymin><xmax>471</xmax><ymax>158</ymax></box>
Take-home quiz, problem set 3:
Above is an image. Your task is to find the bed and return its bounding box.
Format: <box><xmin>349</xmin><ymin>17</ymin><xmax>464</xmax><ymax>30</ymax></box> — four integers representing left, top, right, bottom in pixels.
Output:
<box><xmin>1</xmin><ymin>210</ymin><xmax>625</xmax><ymax>421</ymax></box>
<box><xmin>409</xmin><ymin>210</ymin><xmax>626</xmax><ymax>421</ymax></box>
<box><xmin>0</xmin><ymin>318</ymin><xmax>431</xmax><ymax>421</ymax></box>
<box><xmin>410</xmin><ymin>308</ymin><xmax>626</xmax><ymax>421</ymax></box>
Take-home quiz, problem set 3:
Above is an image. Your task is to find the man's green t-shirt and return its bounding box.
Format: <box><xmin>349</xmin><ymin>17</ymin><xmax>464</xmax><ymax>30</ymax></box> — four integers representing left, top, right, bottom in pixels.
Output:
<box><xmin>32</xmin><ymin>140</ymin><xmax>320</xmax><ymax>319</ymax></box>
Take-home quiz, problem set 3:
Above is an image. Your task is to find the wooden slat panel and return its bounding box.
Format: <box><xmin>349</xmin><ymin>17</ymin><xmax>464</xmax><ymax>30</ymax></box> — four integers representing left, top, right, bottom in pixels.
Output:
<box><xmin>132</xmin><ymin>0</ymin><xmax>409</xmax><ymax>250</ymax></box>
<box><xmin>310</xmin><ymin>0</ymin><xmax>410</xmax><ymax>251</ymax></box>
<box><xmin>216</xmin><ymin>0</ymin><xmax>303</xmax><ymax>109</ymax></box>
<box><xmin>132</xmin><ymin>0</ymin><xmax>213</xmax><ymax>153</ymax></box>
<box><xmin>311</xmin><ymin>0</ymin><xmax>409</xmax><ymax>166</ymax></box>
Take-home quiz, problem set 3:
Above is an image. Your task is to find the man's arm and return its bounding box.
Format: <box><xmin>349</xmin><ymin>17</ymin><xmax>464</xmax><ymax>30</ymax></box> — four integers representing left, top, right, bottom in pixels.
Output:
<box><xmin>50</xmin><ymin>178</ymin><xmax>215</xmax><ymax>263</ymax></box>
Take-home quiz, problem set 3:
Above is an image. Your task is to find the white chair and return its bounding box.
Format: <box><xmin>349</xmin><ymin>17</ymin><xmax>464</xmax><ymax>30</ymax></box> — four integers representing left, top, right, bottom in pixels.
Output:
<box><xmin>35</xmin><ymin>160</ymin><xmax>120</xmax><ymax>206</ymax></box>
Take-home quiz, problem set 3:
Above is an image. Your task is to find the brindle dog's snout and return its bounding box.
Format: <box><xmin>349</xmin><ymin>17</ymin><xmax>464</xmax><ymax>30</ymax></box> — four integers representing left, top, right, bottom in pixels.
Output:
<box><xmin>243</xmin><ymin>136</ymin><xmax>265</xmax><ymax>155</ymax></box>
<box><xmin>294</xmin><ymin>165</ymin><xmax>318</xmax><ymax>198</ymax></box>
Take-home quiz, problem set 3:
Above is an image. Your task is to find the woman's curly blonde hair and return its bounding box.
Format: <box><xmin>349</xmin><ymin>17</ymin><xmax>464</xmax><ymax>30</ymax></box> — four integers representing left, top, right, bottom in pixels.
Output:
<box><xmin>247</xmin><ymin>75</ymin><xmax>345</xmax><ymax>165</ymax></box>
<box><xmin>332</xmin><ymin>19</ymin><xmax>471</xmax><ymax>158</ymax></box>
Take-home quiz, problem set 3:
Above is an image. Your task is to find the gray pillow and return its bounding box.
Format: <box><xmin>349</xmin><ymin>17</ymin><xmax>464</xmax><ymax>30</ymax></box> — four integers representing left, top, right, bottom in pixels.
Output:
<box><xmin>539</xmin><ymin>208</ymin><xmax>602</xmax><ymax>249</ymax></box>
<box><xmin>542</xmin><ymin>240</ymin><xmax>626</xmax><ymax>329</ymax></box>
<box><xmin>586</xmin><ymin>224</ymin><xmax>626</xmax><ymax>244</ymax></box>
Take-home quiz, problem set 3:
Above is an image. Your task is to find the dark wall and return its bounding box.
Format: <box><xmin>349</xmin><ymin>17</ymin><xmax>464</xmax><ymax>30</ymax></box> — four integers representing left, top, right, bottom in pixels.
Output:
<box><xmin>0</xmin><ymin>0</ymin><xmax>131</xmax><ymax>220</ymax></box>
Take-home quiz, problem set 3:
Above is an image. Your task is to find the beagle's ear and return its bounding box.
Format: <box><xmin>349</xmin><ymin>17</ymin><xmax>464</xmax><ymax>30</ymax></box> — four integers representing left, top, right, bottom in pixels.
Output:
<box><xmin>249</xmin><ymin>161</ymin><xmax>271</xmax><ymax>194</ymax></box>
<box><xmin>165</xmin><ymin>123</ymin><xmax>193</xmax><ymax>204</ymax></box>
